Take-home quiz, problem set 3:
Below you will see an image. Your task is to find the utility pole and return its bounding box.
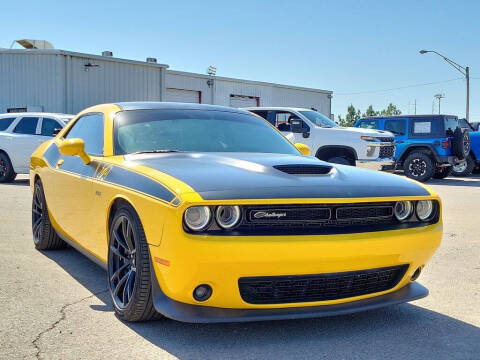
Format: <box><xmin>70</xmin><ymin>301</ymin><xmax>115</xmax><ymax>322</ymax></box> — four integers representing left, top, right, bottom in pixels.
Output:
<box><xmin>419</xmin><ymin>50</ymin><xmax>470</xmax><ymax>121</ymax></box>
<box><xmin>434</xmin><ymin>94</ymin><xmax>445</xmax><ymax>114</ymax></box>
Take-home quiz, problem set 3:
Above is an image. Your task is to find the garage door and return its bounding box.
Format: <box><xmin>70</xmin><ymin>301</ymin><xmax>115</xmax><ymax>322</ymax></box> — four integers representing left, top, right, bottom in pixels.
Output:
<box><xmin>229</xmin><ymin>95</ymin><xmax>259</xmax><ymax>108</ymax></box>
<box><xmin>166</xmin><ymin>88</ymin><xmax>201</xmax><ymax>103</ymax></box>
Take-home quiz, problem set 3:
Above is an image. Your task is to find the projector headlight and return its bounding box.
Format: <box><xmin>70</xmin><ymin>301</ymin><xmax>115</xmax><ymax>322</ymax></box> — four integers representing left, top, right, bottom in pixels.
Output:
<box><xmin>416</xmin><ymin>200</ymin><xmax>434</xmax><ymax>221</ymax></box>
<box><xmin>216</xmin><ymin>205</ymin><xmax>241</xmax><ymax>229</ymax></box>
<box><xmin>394</xmin><ymin>201</ymin><xmax>413</xmax><ymax>221</ymax></box>
<box><xmin>184</xmin><ymin>206</ymin><xmax>211</xmax><ymax>231</ymax></box>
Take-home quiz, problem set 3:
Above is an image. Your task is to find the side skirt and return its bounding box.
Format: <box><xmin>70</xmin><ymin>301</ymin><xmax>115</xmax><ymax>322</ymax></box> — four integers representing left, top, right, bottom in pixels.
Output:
<box><xmin>56</xmin><ymin>231</ymin><xmax>108</xmax><ymax>271</ymax></box>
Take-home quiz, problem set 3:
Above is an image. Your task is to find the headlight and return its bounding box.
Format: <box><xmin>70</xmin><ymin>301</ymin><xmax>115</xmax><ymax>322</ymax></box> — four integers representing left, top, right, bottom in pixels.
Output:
<box><xmin>416</xmin><ymin>200</ymin><xmax>433</xmax><ymax>220</ymax></box>
<box><xmin>184</xmin><ymin>206</ymin><xmax>211</xmax><ymax>231</ymax></box>
<box><xmin>216</xmin><ymin>205</ymin><xmax>241</xmax><ymax>229</ymax></box>
<box><xmin>394</xmin><ymin>201</ymin><xmax>413</xmax><ymax>221</ymax></box>
<box><xmin>361</xmin><ymin>136</ymin><xmax>376</xmax><ymax>142</ymax></box>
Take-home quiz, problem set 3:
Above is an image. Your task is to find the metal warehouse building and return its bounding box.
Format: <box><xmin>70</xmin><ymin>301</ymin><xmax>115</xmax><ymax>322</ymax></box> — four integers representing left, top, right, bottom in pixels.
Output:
<box><xmin>0</xmin><ymin>47</ymin><xmax>333</xmax><ymax>116</ymax></box>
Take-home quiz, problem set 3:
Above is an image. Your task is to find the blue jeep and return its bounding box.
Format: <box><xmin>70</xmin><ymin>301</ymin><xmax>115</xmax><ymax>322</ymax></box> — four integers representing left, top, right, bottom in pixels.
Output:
<box><xmin>456</xmin><ymin>118</ymin><xmax>480</xmax><ymax>176</ymax></box>
<box><xmin>354</xmin><ymin>115</ymin><xmax>471</xmax><ymax>182</ymax></box>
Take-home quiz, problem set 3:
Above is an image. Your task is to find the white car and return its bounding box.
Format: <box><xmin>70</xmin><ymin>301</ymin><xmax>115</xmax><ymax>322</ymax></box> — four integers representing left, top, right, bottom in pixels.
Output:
<box><xmin>245</xmin><ymin>107</ymin><xmax>395</xmax><ymax>170</ymax></box>
<box><xmin>0</xmin><ymin>112</ymin><xmax>73</xmax><ymax>182</ymax></box>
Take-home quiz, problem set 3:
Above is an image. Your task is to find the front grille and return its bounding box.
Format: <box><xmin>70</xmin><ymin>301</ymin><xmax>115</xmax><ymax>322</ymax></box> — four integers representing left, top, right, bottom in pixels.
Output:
<box><xmin>380</xmin><ymin>145</ymin><xmax>395</xmax><ymax>158</ymax></box>
<box><xmin>336</xmin><ymin>206</ymin><xmax>392</xmax><ymax>219</ymax></box>
<box><xmin>239</xmin><ymin>265</ymin><xmax>408</xmax><ymax>304</ymax></box>
<box><xmin>378</xmin><ymin>137</ymin><xmax>394</xmax><ymax>142</ymax></box>
<box><xmin>273</xmin><ymin>164</ymin><xmax>332</xmax><ymax>175</ymax></box>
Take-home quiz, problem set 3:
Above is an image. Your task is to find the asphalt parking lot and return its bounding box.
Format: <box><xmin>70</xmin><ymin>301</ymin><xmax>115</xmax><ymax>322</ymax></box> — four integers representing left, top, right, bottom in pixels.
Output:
<box><xmin>1</xmin><ymin>175</ymin><xmax>479</xmax><ymax>360</ymax></box>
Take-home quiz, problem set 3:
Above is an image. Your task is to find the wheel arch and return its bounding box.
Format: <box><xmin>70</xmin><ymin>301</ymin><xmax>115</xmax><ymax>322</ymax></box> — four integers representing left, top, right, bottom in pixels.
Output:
<box><xmin>397</xmin><ymin>144</ymin><xmax>439</xmax><ymax>164</ymax></box>
<box><xmin>106</xmin><ymin>195</ymin><xmax>143</xmax><ymax>245</ymax></box>
<box><xmin>315</xmin><ymin>145</ymin><xmax>358</xmax><ymax>161</ymax></box>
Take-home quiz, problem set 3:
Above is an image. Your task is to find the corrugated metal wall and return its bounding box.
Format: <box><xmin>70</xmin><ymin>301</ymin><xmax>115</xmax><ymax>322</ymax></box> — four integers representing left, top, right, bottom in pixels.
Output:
<box><xmin>166</xmin><ymin>71</ymin><xmax>332</xmax><ymax>116</ymax></box>
<box><xmin>0</xmin><ymin>53</ymin><xmax>65</xmax><ymax>113</ymax></box>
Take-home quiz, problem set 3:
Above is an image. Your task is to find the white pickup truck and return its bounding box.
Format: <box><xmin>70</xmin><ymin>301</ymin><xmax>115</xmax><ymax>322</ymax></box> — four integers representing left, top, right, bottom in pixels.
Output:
<box><xmin>0</xmin><ymin>113</ymin><xmax>73</xmax><ymax>182</ymax></box>
<box><xmin>245</xmin><ymin>107</ymin><xmax>395</xmax><ymax>170</ymax></box>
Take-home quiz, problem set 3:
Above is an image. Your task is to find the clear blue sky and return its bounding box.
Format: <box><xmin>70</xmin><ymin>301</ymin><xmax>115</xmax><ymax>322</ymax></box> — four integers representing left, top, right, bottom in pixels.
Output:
<box><xmin>2</xmin><ymin>0</ymin><xmax>479</xmax><ymax>120</ymax></box>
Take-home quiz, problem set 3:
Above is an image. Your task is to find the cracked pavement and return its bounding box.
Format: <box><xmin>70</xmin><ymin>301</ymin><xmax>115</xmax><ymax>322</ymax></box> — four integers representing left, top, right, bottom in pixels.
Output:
<box><xmin>1</xmin><ymin>175</ymin><xmax>479</xmax><ymax>359</ymax></box>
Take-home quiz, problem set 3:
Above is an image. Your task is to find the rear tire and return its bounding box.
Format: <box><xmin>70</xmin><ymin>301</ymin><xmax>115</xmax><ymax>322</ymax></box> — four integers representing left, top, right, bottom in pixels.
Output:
<box><xmin>107</xmin><ymin>203</ymin><xmax>160</xmax><ymax>322</ymax></box>
<box><xmin>452</xmin><ymin>154</ymin><xmax>475</xmax><ymax>177</ymax></box>
<box><xmin>327</xmin><ymin>156</ymin><xmax>355</xmax><ymax>166</ymax></box>
<box><xmin>0</xmin><ymin>152</ymin><xmax>16</xmax><ymax>183</ymax></box>
<box><xmin>32</xmin><ymin>180</ymin><xmax>66</xmax><ymax>250</ymax></box>
<box><xmin>432</xmin><ymin>166</ymin><xmax>452</xmax><ymax>179</ymax></box>
<box><xmin>403</xmin><ymin>152</ymin><xmax>434</xmax><ymax>182</ymax></box>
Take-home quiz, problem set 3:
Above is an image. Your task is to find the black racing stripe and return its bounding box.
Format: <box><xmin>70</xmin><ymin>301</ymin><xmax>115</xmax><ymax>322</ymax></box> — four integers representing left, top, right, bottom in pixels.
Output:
<box><xmin>43</xmin><ymin>143</ymin><xmax>61</xmax><ymax>167</ymax></box>
<box><xmin>103</xmin><ymin>166</ymin><xmax>175</xmax><ymax>203</ymax></box>
<box><xmin>43</xmin><ymin>143</ymin><xmax>175</xmax><ymax>203</ymax></box>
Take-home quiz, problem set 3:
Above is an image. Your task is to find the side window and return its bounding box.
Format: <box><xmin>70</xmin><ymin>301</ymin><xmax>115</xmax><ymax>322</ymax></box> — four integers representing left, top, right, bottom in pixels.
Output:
<box><xmin>65</xmin><ymin>113</ymin><xmax>104</xmax><ymax>156</ymax></box>
<box><xmin>385</xmin><ymin>120</ymin><xmax>406</xmax><ymax>135</ymax></box>
<box><xmin>41</xmin><ymin>118</ymin><xmax>63</xmax><ymax>137</ymax></box>
<box><xmin>409</xmin><ymin>117</ymin><xmax>442</xmax><ymax>137</ymax></box>
<box><xmin>0</xmin><ymin>117</ymin><xmax>16</xmax><ymax>131</ymax></box>
<box><xmin>13</xmin><ymin>117</ymin><xmax>39</xmax><ymax>135</ymax></box>
<box><xmin>358</xmin><ymin>120</ymin><xmax>378</xmax><ymax>129</ymax></box>
<box><xmin>274</xmin><ymin>111</ymin><xmax>310</xmax><ymax>132</ymax></box>
<box><xmin>250</xmin><ymin>110</ymin><xmax>268</xmax><ymax>120</ymax></box>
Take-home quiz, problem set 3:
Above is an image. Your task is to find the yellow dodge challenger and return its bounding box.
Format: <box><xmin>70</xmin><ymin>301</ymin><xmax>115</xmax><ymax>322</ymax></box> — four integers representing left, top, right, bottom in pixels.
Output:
<box><xmin>30</xmin><ymin>102</ymin><xmax>442</xmax><ymax>323</ymax></box>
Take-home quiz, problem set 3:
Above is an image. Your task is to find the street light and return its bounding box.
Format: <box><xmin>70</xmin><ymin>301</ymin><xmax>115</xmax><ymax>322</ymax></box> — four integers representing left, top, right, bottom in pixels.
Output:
<box><xmin>419</xmin><ymin>50</ymin><xmax>470</xmax><ymax>121</ymax></box>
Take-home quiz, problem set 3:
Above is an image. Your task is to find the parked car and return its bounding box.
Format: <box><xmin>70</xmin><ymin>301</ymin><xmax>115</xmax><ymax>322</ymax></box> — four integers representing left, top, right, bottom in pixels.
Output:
<box><xmin>244</xmin><ymin>107</ymin><xmax>395</xmax><ymax>170</ymax></box>
<box><xmin>354</xmin><ymin>115</ymin><xmax>470</xmax><ymax>182</ymax></box>
<box><xmin>31</xmin><ymin>102</ymin><xmax>442</xmax><ymax>323</ymax></box>
<box><xmin>454</xmin><ymin>118</ymin><xmax>480</xmax><ymax>176</ymax></box>
<box><xmin>0</xmin><ymin>113</ymin><xmax>73</xmax><ymax>182</ymax></box>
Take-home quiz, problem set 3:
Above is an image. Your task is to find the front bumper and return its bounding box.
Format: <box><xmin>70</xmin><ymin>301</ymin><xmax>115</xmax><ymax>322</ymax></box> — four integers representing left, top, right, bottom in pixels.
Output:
<box><xmin>151</xmin><ymin>279</ymin><xmax>428</xmax><ymax>323</ymax></box>
<box><xmin>357</xmin><ymin>158</ymin><xmax>395</xmax><ymax>171</ymax></box>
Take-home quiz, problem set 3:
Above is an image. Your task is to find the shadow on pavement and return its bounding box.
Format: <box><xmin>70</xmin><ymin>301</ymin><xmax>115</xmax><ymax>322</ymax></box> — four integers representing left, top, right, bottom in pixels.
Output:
<box><xmin>2</xmin><ymin>178</ymin><xmax>30</xmax><ymax>186</ymax></box>
<box><xmin>42</xmin><ymin>247</ymin><xmax>480</xmax><ymax>360</ymax></box>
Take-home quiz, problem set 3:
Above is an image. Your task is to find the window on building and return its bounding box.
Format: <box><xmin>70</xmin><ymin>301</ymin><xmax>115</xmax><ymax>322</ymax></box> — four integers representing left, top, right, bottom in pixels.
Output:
<box><xmin>385</xmin><ymin>120</ymin><xmax>406</xmax><ymax>135</ymax></box>
<box><xmin>65</xmin><ymin>113</ymin><xmax>104</xmax><ymax>156</ymax></box>
<box><xmin>13</xmin><ymin>117</ymin><xmax>39</xmax><ymax>135</ymax></box>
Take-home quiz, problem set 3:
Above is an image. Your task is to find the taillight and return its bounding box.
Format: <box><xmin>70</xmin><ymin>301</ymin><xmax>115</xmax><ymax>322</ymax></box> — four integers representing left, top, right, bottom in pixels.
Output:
<box><xmin>442</xmin><ymin>139</ymin><xmax>450</xmax><ymax>149</ymax></box>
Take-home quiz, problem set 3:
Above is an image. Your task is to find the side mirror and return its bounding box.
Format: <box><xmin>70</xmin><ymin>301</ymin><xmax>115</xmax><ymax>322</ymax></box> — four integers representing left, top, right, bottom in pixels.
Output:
<box><xmin>58</xmin><ymin>138</ymin><xmax>91</xmax><ymax>164</ymax></box>
<box><xmin>295</xmin><ymin>142</ymin><xmax>311</xmax><ymax>156</ymax></box>
<box><xmin>53</xmin><ymin>128</ymin><xmax>62</xmax><ymax>136</ymax></box>
<box><xmin>290</xmin><ymin>119</ymin><xmax>304</xmax><ymax>133</ymax></box>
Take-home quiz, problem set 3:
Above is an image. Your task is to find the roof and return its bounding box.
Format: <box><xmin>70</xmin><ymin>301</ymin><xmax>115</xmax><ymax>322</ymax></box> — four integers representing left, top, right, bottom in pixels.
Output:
<box><xmin>115</xmin><ymin>101</ymin><xmax>249</xmax><ymax>114</ymax></box>
<box><xmin>0</xmin><ymin>112</ymin><xmax>74</xmax><ymax>118</ymax></box>
<box><xmin>360</xmin><ymin>114</ymin><xmax>458</xmax><ymax>119</ymax></box>
<box><xmin>0</xmin><ymin>48</ymin><xmax>169</xmax><ymax>69</ymax></box>
<box><xmin>242</xmin><ymin>107</ymin><xmax>314</xmax><ymax>112</ymax></box>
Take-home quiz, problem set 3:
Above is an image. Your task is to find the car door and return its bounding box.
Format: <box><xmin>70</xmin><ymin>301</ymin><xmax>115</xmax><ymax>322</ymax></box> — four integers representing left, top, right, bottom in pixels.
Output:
<box><xmin>42</xmin><ymin>113</ymin><xmax>105</xmax><ymax>252</ymax></box>
<box><xmin>10</xmin><ymin>116</ymin><xmax>41</xmax><ymax>172</ymax></box>
<box><xmin>384</xmin><ymin>119</ymin><xmax>408</xmax><ymax>158</ymax></box>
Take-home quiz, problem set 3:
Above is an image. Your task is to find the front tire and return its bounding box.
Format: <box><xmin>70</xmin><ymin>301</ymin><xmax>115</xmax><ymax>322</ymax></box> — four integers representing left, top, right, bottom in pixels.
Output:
<box><xmin>32</xmin><ymin>180</ymin><xmax>66</xmax><ymax>250</ymax></box>
<box><xmin>0</xmin><ymin>152</ymin><xmax>16</xmax><ymax>183</ymax></box>
<box><xmin>403</xmin><ymin>152</ymin><xmax>434</xmax><ymax>182</ymax></box>
<box><xmin>452</xmin><ymin>154</ymin><xmax>475</xmax><ymax>177</ymax></box>
<box><xmin>107</xmin><ymin>203</ymin><xmax>160</xmax><ymax>322</ymax></box>
<box><xmin>327</xmin><ymin>156</ymin><xmax>355</xmax><ymax>166</ymax></box>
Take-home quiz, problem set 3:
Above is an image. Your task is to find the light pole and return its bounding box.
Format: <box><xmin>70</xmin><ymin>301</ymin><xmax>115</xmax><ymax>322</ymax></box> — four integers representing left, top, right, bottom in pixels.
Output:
<box><xmin>419</xmin><ymin>50</ymin><xmax>470</xmax><ymax>121</ymax></box>
<box><xmin>434</xmin><ymin>93</ymin><xmax>445</xmax><ymax>114</ymax></box>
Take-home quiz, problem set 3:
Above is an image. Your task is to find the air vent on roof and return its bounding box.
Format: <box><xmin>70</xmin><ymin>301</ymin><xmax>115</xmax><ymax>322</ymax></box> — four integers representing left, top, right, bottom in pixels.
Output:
<box><xmin>146</xmin><ymin>57</ymin><xmax>157</xmax><ymax>63</ymax></box>
<box><xmin>102</xmin><ymin>51</ymin><xmax>113</xmax><ymax>57</ymax></box>
<box><xmin>273</xmin><ymin>164</ymin><xmax>333</xmax><ymax>175</ymax></box>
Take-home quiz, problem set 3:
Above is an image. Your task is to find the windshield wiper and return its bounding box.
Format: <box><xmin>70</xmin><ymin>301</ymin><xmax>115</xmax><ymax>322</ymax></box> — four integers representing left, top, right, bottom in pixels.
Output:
<box><xmin>132</xmin><ymin>149</ymin><xmax>182</xmax><ymax>155</ymax></box>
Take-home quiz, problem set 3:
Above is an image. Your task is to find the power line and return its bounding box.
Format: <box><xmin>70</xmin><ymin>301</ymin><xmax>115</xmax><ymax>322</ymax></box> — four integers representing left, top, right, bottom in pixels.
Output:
<box><xmin>336</xmin><ymin>77</ymin><xmax>464</xmax><ymax>96</ymax></box>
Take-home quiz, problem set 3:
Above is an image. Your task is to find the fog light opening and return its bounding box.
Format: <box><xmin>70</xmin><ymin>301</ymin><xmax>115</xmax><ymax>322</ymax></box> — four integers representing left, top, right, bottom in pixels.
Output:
<box><xmin>411</xmin><ymin>267</ymin><xmax>422</xmax><ymax>281</ymax></box>
<box><xmin>193</xmin><ymin>284</ymin><xmax>212</xmax><ymax>302</ymax></box>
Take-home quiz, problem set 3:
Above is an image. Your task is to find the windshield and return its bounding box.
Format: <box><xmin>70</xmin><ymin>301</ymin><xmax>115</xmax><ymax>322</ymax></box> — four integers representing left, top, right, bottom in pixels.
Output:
<box><xmin>114</xmin><ymin>109</ymin><xmax>299</xmax><ymax>155</ymax></box>
<box><xmin>299</xmin><ymin>111</ymin><xmax>339</xmax><ymax>128</ymax></box>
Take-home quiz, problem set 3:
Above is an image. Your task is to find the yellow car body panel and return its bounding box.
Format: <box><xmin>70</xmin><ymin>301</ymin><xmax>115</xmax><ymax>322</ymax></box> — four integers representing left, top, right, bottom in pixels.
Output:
<box><xmin>30</xmin><ymin>102</ymin><xmax>443</xmax><ymax>322</ymax></box>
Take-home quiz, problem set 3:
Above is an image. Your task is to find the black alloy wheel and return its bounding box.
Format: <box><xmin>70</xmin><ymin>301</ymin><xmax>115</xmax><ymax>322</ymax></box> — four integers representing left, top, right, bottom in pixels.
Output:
<box><xmin>109</xmin><ymin>215</ymin><xmax>137</xmax><ymax>309</ymax></box>
<box><xmin>107</xmin><ymin>204</ymin><xmax>160</xmax><ymax>322</ymax></box>
<box><xmin>403</xmin><ymin>152</ymin><xmax>434</xmax><ymax>182</ymax></box>
<box><xmin>0</xmin><ymin>152</ymin><xmax>16</xmax><ymax>183</ymax></box>
<box><xmin>31</xmin><ymin>180</ymin><xmax>66</xmax><ymax>250</ymax></box>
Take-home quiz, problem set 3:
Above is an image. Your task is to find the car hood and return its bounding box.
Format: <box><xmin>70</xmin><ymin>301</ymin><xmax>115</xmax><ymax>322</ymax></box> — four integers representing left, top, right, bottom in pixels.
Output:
<box><xmin>125</xmin><ymin>153</ymin><xmax>430</xmax><ymax>200</ymax></box>
<box><xmin>324</xmin><ymin>127</ymin><xmax>394</xmax><ymax>137</ymax></box>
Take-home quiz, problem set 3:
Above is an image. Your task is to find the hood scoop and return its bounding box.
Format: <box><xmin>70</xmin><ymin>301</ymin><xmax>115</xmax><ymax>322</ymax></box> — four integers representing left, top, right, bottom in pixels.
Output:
<box><xmin>273</xmin><ymin>164</ymin><xmax>333</xmax><ymax>175</ymax></box>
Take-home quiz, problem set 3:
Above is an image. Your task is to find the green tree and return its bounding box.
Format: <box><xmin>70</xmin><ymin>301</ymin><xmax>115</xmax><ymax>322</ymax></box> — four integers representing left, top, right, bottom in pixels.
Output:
<box><xmin>340</xmin><ymin>104</ymin><xmax>361</xmax><ymax>127</ymax></box>
<box><xmin>380</xmin><ymin>103</ymin><xmax>401</xmax><ymax>116</ymax></box>
<box><xmin>363</xmin><ymin>105</ymin><xmax>379</xmax><ymax>117</ymax></box>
